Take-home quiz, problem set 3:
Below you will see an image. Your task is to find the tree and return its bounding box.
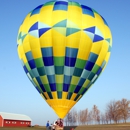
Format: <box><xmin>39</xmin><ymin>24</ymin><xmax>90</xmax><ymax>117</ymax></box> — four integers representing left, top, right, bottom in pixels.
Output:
<box><xmin>105</xmin><ymin>112</ymin><xmax>109</xmax><ymax>124</ymax></box>
<box><xmin>65</xmin><ymin>112</ymin><xmax>72</xmax><ymax>126</ymax></box>
<box><xmin>105</xmin><ymin>109</ymin><xmax>112</xmax><ymax>124</ymax></box>
<box><xmin>100</xmin><ymin>113</ymin><xmax>105</xmax><ymax>124</ymax></box>
<box><xmin>79</xmin><ymin>110</ymin><xmax>85</xmax><ymax>125</ymax></box>
<box><xmin>65</xmin><ymin>113</ymin><xmax>69</xmax><ymax>126</ymax></box>
<box><xmin>92</xmin><ymin>105</ymin><xmax>100</xmax><ymax>124</ymax></box>
<box><xmin>85</xmin><ymin>109</ymin><xmax>89</xmax><ymax>125</ymax></box>
<box><xmin>78</xmin><ymin>110</ymin><xmax>82</xmax><ymax>125</ymax></box>
<box><xmin>65</xmin><ymin>98</ymin><xmax>130</xmax><ymax>126</ymax></box>
<box><xmin>96</xmin><ymin>110</ymin><xmax>100</xmax><ymax>124</ymax></box>
<box><xmin>77</xmin><ymin>109</ymin><xmax>89</xmax><ymax>125</ymax></box>
<box><xmin>64</xmin><ymin>116</ymin><xmax>68</xmax><ymax>126</ymax></box>
<box><xmin>119</xmin><ymin>98</ymin><xmax>130</xmax><ymax>123</ymax></box>
<box><xmin>88</xmin><ymin>110</ymin><xmax>93</xmax><ymax>125</ymax></box>
<box><xmin>82</xmin><ymin>108</ymin><xmax>88</xmax><ymax>125</ymax></box>
<box><xmin>77</xmin><ymin>110</ymin><xmax>81</xmax><ymax>125</ymax></box>
<box><xmin>71</xmin><ymin>108</ymin><xmax>78</xmax><ymax>125</ymax></box>
<box><xmin>106</xmin><ymin>100</ymin><xmax>121</xmax><ymax>123</ymax></box>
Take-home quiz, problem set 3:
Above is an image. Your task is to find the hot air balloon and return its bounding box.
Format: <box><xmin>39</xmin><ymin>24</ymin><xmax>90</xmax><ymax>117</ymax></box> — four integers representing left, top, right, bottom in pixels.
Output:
<box><xmin>17</xmin><ymin>0</ymin><xmax>112</xmax><ymax>118</ymax></box>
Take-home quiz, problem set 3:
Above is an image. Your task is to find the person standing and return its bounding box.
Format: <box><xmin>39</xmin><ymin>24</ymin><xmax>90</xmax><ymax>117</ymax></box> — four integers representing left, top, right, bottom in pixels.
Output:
<box><xmin>46</xmin><ymin>121</ymin><xmax>50</xmax><ymax>130</ymax></box>
<box><xmin>55</xmin><ymin>119</ymin><xmax>64</xmax><ymax>130</ymax></box>
<box><xmin>59</xmin><ymin>119</ymin><xmax>64</xmax><ymax>130</ymax></box>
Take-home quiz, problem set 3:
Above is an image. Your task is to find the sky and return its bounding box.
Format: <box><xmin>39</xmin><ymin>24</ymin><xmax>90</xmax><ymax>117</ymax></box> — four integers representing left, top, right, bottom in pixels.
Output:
<box><xmin>0</xmin><ymin>0</ymin><xmax>130</xmax><ymax>126</ymax></box>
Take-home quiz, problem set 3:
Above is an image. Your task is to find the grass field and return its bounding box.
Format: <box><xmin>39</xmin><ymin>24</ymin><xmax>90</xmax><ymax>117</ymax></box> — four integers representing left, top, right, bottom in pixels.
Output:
<box><xmin>0</xmin><ymin>124</ymin><xmax>130</xmax><ymax>130</ymax></box>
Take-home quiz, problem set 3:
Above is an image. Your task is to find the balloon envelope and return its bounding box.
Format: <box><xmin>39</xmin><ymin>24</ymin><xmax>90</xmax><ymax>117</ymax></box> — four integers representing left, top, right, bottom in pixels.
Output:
<box><xmin>17</xmin><ymin>0</ymin><xmax>112</xmax><ymax>118</ymax></box>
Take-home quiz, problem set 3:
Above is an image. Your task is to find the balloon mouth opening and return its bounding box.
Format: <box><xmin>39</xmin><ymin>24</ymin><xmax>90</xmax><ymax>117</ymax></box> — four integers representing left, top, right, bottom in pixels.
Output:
<box><xmin>46</xmin><ymin>99</ymin><xmax>77</xmax><ymax>118</ymax></box>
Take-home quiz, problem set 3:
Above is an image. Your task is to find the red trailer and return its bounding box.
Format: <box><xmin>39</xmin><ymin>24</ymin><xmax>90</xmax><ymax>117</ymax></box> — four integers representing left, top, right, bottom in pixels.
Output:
<box><xmin>0</xmin><ymin>112</ymin><xmax>31</xmax><ymax>127</ymax></box>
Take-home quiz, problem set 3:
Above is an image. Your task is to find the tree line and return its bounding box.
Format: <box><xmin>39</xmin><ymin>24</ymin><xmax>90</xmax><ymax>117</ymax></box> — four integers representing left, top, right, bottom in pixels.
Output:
<box><xmin>64</xmin><ymin>98</ymin><xmax>130</xmax><ymax>126</ymax></box>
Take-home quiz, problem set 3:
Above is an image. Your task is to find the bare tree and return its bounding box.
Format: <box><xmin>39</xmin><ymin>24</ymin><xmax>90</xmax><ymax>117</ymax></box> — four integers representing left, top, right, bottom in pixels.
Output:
<box><xmin>92</xmin><ymin>105</ymin><xmax>97</xmax><ymax>124</ymax></box>
<box><xmin>100</xmin><ymin>113</ymin><xmax>105</xmax><ymax>124</ymax></box>
<box><xmin>106</xmin><ymin>100</ymin><xmax>121</xmax><ymax>123</ymax></box>
<box><xmin>77</xmin><ymin>109</ymin><xmax>89</xmax><ymax>125</ymax></box>
<box><xmin>79</xmin><ymin>110</ymin><xmax>85</xmax><ymax>125</ymax></box>
<box><xmin>82</xmin><ymin>109</ymin><xmax>88</xmax><ymax>125</ymax></box>
<box><xmin>65</xmin><ymin>113</ymin><xmax>70</xmax><ymax>126</ymax></box>
<box><xmin>65</xmin><ymin>98</ymin><xmax>130</xmax><ymax>126</ymax></box>
<box><xmin>65</xmin><ymin>112</ymin><xmax>72</xmax><ymax>126</ymax></box>
<box><xmin>106</xmin><ymin>109</ymin><xmax>112</xmax><ymax>124</ymax></box>
<box><xmin>71</xmin><ymin>108</ymin><xmax>78</xmax><ymax>125</ymax></box>
<box><xmin>119</xmin><ymin>98</ymin><xmax>130</xmax><ymax>123</ymax></box>
<box><xmin>88</xmin><ymin>110</ymin><xmax>93</xmax><ymax>125</ymax></box>
<box><xmin>77</xmin><ymin>110</ymin><xmax>81</xmax><ymax>125</ymax></box>
<box><xmin>92</xmin><ymin>105</ymin><xmax>100</xmax><ymax>124</ymax></box>
<box><xmin>85</xmin><ymin>109</ymin><xmax>89</xmax><ymax>125</ymax></box>
<box><xmin>105</xmin><ymin>112</ymin><xmax>109</xmax><ymax>124</ymax></box>
<box><xmin>64</xmin><ymin>116</ymin><xmax>68</xmax><ymax>126</ymax></box>
<box><xmin>96</xmin><ymin>110</ymin><xmax>100</xmax><ymax>124</ymax></box>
